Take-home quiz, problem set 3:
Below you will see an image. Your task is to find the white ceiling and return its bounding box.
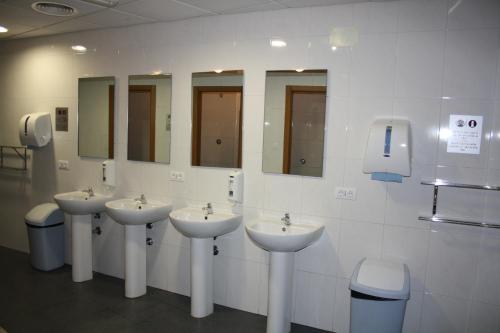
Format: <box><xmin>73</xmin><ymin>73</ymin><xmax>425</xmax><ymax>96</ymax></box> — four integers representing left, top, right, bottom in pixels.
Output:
<box><xmin>0</xmin><ymin>0</ymin><xmax>386</xmax><ymax>40</ymax></box>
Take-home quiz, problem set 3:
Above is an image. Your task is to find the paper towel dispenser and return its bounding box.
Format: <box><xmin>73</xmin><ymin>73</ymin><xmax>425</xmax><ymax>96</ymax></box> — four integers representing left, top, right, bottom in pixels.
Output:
<box><xmin>19</xmin><ymin>112</ymin><xmax>52</xmax><ymax>148</ymax></box>
<box><xmin>363</xmin><ymin>119</ymin><xmax>411</xmax><ymax>179</ymax></box>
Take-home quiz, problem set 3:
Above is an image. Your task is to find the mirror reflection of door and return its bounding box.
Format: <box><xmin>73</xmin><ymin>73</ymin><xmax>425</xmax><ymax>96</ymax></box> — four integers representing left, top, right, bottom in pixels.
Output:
<box><xmin>128</xmin><ymin>85</ymin><xmax>155</xmax><ymax>162</ymax></box>
<box><xmin>262</xmin><ymin>70</ymin><xmax>328</xmax><ymax>177</ymax></box>
<box><xmin>284</xmin><ymin>86</ymin><xmax>326</xmax><ymax>176</ymax></box>
<box><xmin>193</xmin><ymin>87</ymin><xmax>242</xmax><ymax>168</ymax></box>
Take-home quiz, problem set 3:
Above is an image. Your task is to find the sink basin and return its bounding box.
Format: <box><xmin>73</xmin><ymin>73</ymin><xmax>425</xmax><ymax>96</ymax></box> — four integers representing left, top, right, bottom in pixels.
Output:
<box><xmin>105</xmin><ymin>197</ymin><xmax>172</xmax><ymax>299</ymax></box>
<box><xmin>105</xmin><ymin>198</ymin><xmax>172</xmax><ymax>225</ymax></box>
<box><xmin>54</xmin><ymin>190</ymin><xmax>112</xmax><ymax>215</ymax></box>
<box><xmin>169</xmin><ymin>207</ymin><xmax>242</xmax><ymax>238</ymax></box>
<box><xmin>54</xmin><ymin>190</ymin><xmax>113</xmax><ymax>283</ymax></box>
<box><xmin>246</xmin><ymin>219</ymin><xmax>324</xmax><ymax>252</ymax></box>
<box><xmin>245</xmin><ymin>218</ymin><xmax>324</xmax><ymax>333</ymax></box>
<box><xmin>169</xmin><ymin>206</ymin><xmax>242</xmax><ymax>318</ymax></box>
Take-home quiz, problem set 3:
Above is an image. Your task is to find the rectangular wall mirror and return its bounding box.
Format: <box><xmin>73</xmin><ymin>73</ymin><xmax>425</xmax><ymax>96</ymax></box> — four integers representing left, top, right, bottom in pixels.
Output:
<box><xmin>191</xmin><ymin>71</ymin><xmax>243</xmax><ymax>168</ymax></box>
<box><xmin>262</xmin><ymin>70</ymin><xmax>327</xmax><ymax>177</ymax></box>
<box><xmin>128</xmin><ymin>74</ymin><xmax>172</xmax><ymax>163</ymax></box>
<box><xmin>78</xmin><ymin>77</ymin><xmax>115</xmax><ymax>159</ymax></box>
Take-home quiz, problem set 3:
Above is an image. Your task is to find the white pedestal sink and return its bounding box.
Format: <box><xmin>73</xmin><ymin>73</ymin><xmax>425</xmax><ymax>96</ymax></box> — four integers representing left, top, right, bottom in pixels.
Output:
<box><xmin>246</xmin><ymin>218</ymin><xmax>324</xmax><ymax>333</ymax></box>
<box><xmin>105</xmin><ymin>197</ymin><xmax>172</xmax><ymax>298</ymax></box>
<box><xmin>54</xmin><ymin>190</ymin><xmax>113</xmax><ymax>282</ymax></box>
<box><xmin>169</xmin><ymin>206</ymin><xmax>242</xmax><ymax>318</ymax></box>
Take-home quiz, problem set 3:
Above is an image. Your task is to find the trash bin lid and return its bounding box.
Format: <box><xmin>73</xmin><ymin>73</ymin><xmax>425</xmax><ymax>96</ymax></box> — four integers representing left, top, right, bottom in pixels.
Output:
<box><xmin>25</xmin><ymin>203</ymin><xmax>64</xmax><ymax>227</ymax></box>
<box><xmin>350</xmin><ymin>258</ymin><xmax>410</xmax><ymax>300</ymax></box>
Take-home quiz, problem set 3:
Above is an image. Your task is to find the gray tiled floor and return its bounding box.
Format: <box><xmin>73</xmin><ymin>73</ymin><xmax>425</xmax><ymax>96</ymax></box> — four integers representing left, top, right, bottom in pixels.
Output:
<box><xmin>0</xmin><ymin>246</ymin><xmax>330</xmax><ymax>333</ymax></box>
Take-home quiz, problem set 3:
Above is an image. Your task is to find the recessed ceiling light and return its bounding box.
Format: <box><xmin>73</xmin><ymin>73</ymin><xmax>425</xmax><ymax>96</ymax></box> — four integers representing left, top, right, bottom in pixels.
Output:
<box><xmin>295</xmin><ymin>69</ymin><xmax>304</xmax><ymax>73</ymax></box>
<box><xmin>270</xmin><ymin>39</ymin><xmax>287</xmax><ymax>48</ymax></box>
<box><xmin>71</xmin><ymin>45</ymin><xmax>87</xmax><ymax>52</ymax></box>
<box><xmin>0</xmin><ymin>25</ymin><xmax>8</xmax><ymax>33</ymax></box>
<box><xmin>81</xmin><ymin>0</ymin><xmax>119</xmax><ymax>7</ymax></box>
<box><xmin>32</xmin><ymin>2</ymin><xmax>77</xmax><ymax>17</ymax></box>
<box><xmin>331</xmin><ymin>46</ymin><xmax>337</xmax><ymax>51</ymax></box>
<box><xmin>214</xmin><ymin>69</ymin><xmax>223</xmax><ymax>74</ymax></box>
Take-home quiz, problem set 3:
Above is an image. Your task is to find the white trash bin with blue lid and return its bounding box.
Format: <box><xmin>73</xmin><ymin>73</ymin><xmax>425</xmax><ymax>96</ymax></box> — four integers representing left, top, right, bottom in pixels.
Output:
<box><xmin>349</xmin><ymin>258</ymin><xmax>410</xmax><ymax>333</ymax></box>
<box><xmin>25</xmin><ymin>203</ymin><xmax>65</xmax><ymax>271</ymax></box>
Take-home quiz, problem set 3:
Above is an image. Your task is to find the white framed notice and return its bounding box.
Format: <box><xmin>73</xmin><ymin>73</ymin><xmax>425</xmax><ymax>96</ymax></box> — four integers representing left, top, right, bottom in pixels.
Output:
<box><xmin>446</xmin><ymin>114</ymin><xmax>483</xmax><ymax>155</ymax></box>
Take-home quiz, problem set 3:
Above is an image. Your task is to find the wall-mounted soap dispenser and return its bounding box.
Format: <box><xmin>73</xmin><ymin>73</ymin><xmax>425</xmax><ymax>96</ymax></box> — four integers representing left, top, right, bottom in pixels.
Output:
<box><xmin>102</xmin><ymin>160</ymin><xmax>115</xmax><ymax>187</ymax></box>
<box><xmin>363</xmin><ymin>119</ymin><xmax>411</xmax><ymax>183</ymax></box>
<box><xmin>19</xmin><ymin>112</ymin><xmax>52</xmax><ymax>148</ymax></box>
<box><xmin>228</xmin><ymin>170</ymin><xmax>243</xmax><ymax>203</ymax></box>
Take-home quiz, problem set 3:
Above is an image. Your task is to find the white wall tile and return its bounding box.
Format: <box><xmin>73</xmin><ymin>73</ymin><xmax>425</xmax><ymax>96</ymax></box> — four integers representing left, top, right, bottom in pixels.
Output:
<box><xmin>446</xmin><ymin>0</ymin><xmax>500</xmax><ymax>30</ymax></box>
<box><xmin>337</xmin><ymin>220</ymin><xmax>383</xmax><ymax>278</ymax></box>
<box><xmin>467</xmin><ymin>301</ymin><xmax>500</xmax><ymax>333</ymax></box>
<box><xmin>293</xmin><ymin>271</ymin><xmax>335</xmax><ymax>331</ymax></box>
<box><xmin>425</xmin><ymin>224</ymin><xmax>482</xmax><ymax>299</ymax></box>
<box><xmin>333</xmin><ymin>278</ymin><xmax>351</xmax><ymax>333</ymax></box>
<box><xmin>472</xmin><ymin>229</ymin><xmax>500</xmax><ymax>305</ymax></box>
<box><xmin>395</xmin><ymin>31</ymin><xmax>445</xmax><ymax>98</ymax></box>
<box><xmin>352</xmin><ymin>1</ymin><xmax>400</xmax><ymax>34</ymax></box>
<box><xmin>403</xmin><ymin>290</ymin><xmax>423</xmax><ymax>333</ymax></box>
<box><xmin>350</xmin><ymin>33</ymin><xmax>398</xmax><ymax>98</ymax></box>
<box><xmin>397</xmin><ymin>0</ymin><xmax>448</xmax><ymax>32</ymax></box>
<box><xmin>382</xmin><ymin>226</ymin><xmax>430</xmax><ymax>291</ymax></box>
<box><xmin>420</xmin><ymin>293</ymin><xmax>469</xmax><ymax>333</ymax></box>
<box><xmin>442</xmin><ymin>29</ymin><xmax>499</xmax><ymax>99</ymax></box>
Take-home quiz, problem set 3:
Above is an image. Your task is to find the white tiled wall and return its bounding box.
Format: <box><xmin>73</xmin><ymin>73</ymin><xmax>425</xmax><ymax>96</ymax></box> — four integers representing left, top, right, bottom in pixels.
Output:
<box><xmin>1</xmin><ymin>1</ymin><xmax>500</xmax><ymax>332</ymax></box>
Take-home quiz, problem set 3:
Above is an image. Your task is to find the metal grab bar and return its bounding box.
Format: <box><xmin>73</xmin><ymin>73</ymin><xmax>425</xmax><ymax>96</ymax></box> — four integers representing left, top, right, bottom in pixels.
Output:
<box><xmin>418</xmin><ymin>215</ymin><xmax>500</xmax><ymax>229</ymax></box>
<box><xmin>419</xmin><ymin>179</ymin><xmax>500</xmax><ymax>229</ymax></box>
<box><xmin>0</xmin><ymin>146</ymin><xmax>28</xmax><ymax>171</ymax></box>
<box><xmin>421</xmin><ymin>178</ymin><xmax>500</xmax><ymax>191</ymax></box>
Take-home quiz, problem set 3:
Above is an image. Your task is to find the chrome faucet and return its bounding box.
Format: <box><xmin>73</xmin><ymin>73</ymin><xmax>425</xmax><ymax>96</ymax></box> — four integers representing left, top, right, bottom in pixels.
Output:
<box><xmin>135</xmin><ymin>194</ymin><xmax>147</xmax><ymax>204</ymax></box>
<box><xmin>82</xmin><ymin>187</ymin><xmax>94</xmax><ymax>197</ymax></box>
<box><xmin>281</xmin><ymin>213</ymin><xmax>291</xmax><ymax>226</ymax></box>
<box><xmin>203</xmin><ymin>203</ymin><xmax>213</xmax><ymax>215</ymax></box>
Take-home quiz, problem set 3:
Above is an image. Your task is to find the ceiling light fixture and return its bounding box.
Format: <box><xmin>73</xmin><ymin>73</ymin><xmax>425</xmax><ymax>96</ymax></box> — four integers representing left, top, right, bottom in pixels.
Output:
<box><xmin>270</xmin><ymin>39</ymin><xmax>287</xmax><ymax>48</ymax></box>
<box><xmin>32</xmin><ymin>2</ymin><xmax>77</xmax><ymax>17</ymax></box>
<box><xmin>295</xmin><ymin>69</ymin><xmax>304</xmax><ymax>73</ymax></box>
<box><xmin>331</xmin><ymin>46</ymin><xmax>337</xmax><ymax>51</ymax></box>
<box><xmin>71</xmin><ymin>45</ymin><xmax>87</xmax><ymax>52</ymax></box>
<box><xmin>0</xmin><ymin>25</ymin><xmax>8</xmax><ymax>33</ymax></box>
<box><xmin>81</xmin><ymin>0</ymin><xmax>119</xmax><ymax>7</ymax></box>
<box><xmin>214</xmin><ymin>69</ymin><xmax>223</xmax><ymax>74</ymax></box>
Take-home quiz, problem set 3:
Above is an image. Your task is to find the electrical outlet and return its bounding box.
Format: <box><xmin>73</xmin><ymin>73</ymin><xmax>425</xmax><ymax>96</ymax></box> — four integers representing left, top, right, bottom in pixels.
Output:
<box><xmin>58</xmin><ymin>160</ymin><xmax>69</xmax><ymax>170</ymax></box>
<box><xmin>335</xmin><ymin>187</ymin><xmax>356</xmax><ymax>200</ymax></box>
<box><xmin>170</xmin><ymin>171</ymin><xmax>185</xmax><ymax>182</ymax></box>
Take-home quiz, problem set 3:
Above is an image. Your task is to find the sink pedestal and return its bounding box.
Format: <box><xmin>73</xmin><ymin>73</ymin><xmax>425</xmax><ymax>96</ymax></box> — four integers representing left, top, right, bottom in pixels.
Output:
<box><xmin>72</xmin><ymin>215</ymin><xmax>93</xmax><ymax>282</ymax></box>
<box><xmin>191</xmin><ymin>238</ymin><xmax>214</xmax><ymax>318</ymax></box>
<box><xmin>125</xmin><ymin>225</ymin><xmax>147</xmax><ymax>298</ymax></box>
<box><xmin>267</xmin><ymin>252</ymin><xmax>295</xmax><ymax>333</ymax></box>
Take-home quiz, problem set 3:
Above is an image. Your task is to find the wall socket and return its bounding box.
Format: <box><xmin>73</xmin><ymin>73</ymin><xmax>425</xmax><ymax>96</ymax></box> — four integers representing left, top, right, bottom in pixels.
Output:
<box><xmin>335</xmin><ymin>187</ymin><xmax>356</xmax><ymax>200</ymax></box>
<box><xmin>58</xmin><ymin>160</ymin><xmax>70</xmax><ymax>170</ymax></box>
<box><xmin>170</xmin><ymin>171</ymin><xmax>185</xmax><ymax>182</ymax></box>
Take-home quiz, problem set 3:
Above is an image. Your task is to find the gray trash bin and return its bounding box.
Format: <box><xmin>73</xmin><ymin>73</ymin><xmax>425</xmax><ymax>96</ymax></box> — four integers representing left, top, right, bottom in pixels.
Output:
<box><xmin>25</xmin><ymin>203</ymin><xmax>65</xmax><ymax>271</ymax></box>
<box><xmin>349</xmin><ymin>258</ymin><xmax>410</xmax><ymax>333</ymax></box>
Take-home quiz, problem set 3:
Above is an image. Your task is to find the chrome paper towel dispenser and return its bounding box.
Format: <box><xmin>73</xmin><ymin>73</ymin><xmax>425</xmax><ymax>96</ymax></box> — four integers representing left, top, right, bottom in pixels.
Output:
<box><xmin>363</xmin><ymin>119</ymin><xmax>411</xmax><ymax>180</ymax></box>
<box><xmin>19</xmin><ymin>112</ymin><xmax>52</xmax><ymax>148</ymax></box>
